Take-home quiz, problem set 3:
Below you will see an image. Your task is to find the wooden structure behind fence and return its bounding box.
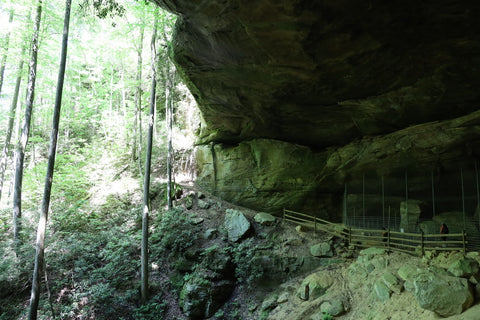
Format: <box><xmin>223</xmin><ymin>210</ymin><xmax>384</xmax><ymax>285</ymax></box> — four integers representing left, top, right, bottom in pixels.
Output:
<box><xmin>283</xmin><ymin>208</ymin><xmax>467</xmax><ymax>255</ymax></box>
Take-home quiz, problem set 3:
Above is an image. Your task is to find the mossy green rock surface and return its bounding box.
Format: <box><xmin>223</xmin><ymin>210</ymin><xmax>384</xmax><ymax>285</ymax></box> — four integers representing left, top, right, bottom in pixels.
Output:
<box><xmin>296</xmin><ymin>272</ymin><xmax>334</xmax><ymax>301</ymax></box>
<box><xmin>412</xmin><ymin>269</ymin><xmax>474</xmax><ymax>317</ymax></box>
<box><xmin>224</xmin><ymin>209</ymin><xmax>251</xmax><ymax>242</ymax></box>
<box><xmin>155</xmin><ymin>0</ymin><xmax>480</xmax><ymax>216</ymax></box>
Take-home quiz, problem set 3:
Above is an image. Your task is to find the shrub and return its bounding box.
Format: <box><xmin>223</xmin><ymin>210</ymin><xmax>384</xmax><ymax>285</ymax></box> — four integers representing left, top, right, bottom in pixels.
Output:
<box><xmin>133</xmin><ymin>295</ymin><xmax>168</xmax><ymax>320</ymax></box>
<box><xmin>228</xmin><ymin>238</ymin><xmax>268</xmax><ymax>285</ymax></box>
<box><xmin>150</xmin><ymin>207</ymin><xmax>199</xmax><ymax>258</ymax></box>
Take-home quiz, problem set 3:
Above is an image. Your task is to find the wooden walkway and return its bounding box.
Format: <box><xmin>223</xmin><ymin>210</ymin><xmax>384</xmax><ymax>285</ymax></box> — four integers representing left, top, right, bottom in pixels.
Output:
<box><xmin>283</xmin><ymin>209</ymin><xmax>467</xmax><ymax>255</ymax></box>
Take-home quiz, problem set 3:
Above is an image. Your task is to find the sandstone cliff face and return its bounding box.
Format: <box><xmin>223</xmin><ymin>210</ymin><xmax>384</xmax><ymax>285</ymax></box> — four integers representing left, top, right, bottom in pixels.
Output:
<box><xmin>153</xmin><ymin>0</ymin><xmax>480</xmax><ymax>217</ymax></box>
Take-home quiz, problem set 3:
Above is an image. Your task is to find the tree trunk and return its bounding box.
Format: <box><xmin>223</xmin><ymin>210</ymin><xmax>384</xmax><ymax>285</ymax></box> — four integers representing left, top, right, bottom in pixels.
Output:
<box><xmin>141</xmin><ymin>13</ymin><xmax>158</xmax><ymax>304</ymax></box>
<box><xmin>0</xmin><ymin>9</ymin><xmax>14</xmax><ymax>95</ymax></box>
<box><xmin>28</xmin><ymin>0</ymin><xmax>70</xmax><ymax>318</ymax></box>
<box><xmin>0</xmin><ymin>43</ymin><xmax>26</xmax><ymax>202</ymax></box>
<box><xmin>133</xmin><ymin>25</ymin><xmax>144</xmax><ymax>173</ymax></box>
<box><xmin>13</xmin><ymin>0</ymin><xmax>43</xmax><ymax>246</ymax></box>
<box><xmin>166</xmin><ymin>71</ymin><xmax>173</xmax><ymax>210</ymax></box>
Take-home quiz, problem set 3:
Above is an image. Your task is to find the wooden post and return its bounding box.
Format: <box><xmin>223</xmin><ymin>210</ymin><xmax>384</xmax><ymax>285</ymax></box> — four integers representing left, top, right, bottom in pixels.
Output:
<box><xmin>431</xmin><ymin>170</ymin><xmax>436</xmax><ymax>217</ymax></box>
<box><xmin>461</xmin><ymin>168</ymin><xmax>466</xmax><ymax>230</ymax></box>
<box><xmin>362</xmin><ymin>173</ymin><xmax>366</xmax><ymax>228</ymax></box>
<box><xmin>421</xmin><ymin>231</ymin><xmax>425</xmax><ymax>257</ymax></box>
<box><xmin>476</xmin><ymin>161</ymin><xmax>480</xmax><ymax>227</ymax></box>
<box><xmin>349</xmin><ymin>226</ymin><xmax>352</xmax><ymax>246</ymax></box>
<box><xmin>353</xmin><ymin>207</ymin><xmax>356</xmax><ymax>227</ymax></box>
<box><xmin>405</xmin><ymin>170</ymin><xmax>408</xmax><ymax>215</ymax></box>
<box><xmin>382</xmin><ymin>175</ymin><xmax>385</xmax><ymax>227</ymax></box>
<box><xmin>387</xmin><ymin>228</ymin><xmax>391</xmax><ymax>252</ymax></box>
<box><xmin>405</xmin><ymin>170</ymin><xmax>408</xmax><ymax>200</ymax></box>
<box><xmin>343</xmin><ymin>183</ymin><xmax>348</xmax><ymax>225</ymax></box>
<box><xmin>388</xmin><ymin>205</ymin><xmax>391</xmax><ymax>231</ymax></box>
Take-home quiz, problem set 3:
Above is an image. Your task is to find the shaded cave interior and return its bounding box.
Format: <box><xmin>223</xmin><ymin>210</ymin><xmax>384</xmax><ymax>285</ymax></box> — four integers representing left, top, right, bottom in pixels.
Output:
<box><xmin>343</xmin><ymin>157</ymin><xmax>480</xmax><ymax>235</ymax></box>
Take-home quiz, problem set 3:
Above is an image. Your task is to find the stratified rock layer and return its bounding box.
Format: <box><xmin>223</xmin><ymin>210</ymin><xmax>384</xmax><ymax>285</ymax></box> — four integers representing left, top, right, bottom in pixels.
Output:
<box><xmin>153</xmin><ymin>0</ymin><xmax>480</xmax><ymax>216</ymax></box>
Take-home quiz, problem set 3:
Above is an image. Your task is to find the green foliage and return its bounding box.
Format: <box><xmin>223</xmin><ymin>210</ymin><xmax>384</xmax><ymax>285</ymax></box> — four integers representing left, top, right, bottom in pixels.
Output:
<box><xmin>0</xmin><ymin>210</ymin><xmax>9</xmax><ymax>237</ymax></box>
<box><xmin>0</xmin><ymin>1</ymin><xmax>194</xmax><ymax>318</ymax></box>
<box><xmin>151</xmin><ymin>207</ymin><xmax>200</xmax><ymax>258</ymax></box>
<box><xmin>79</xmin><ymin>0</ymin><xmax>126</xmax><ymax>19</ymax></box>
<box><xmin>323</xmin><ymin>313</ymin><xmax>334</xmax><ymax>320</ymax></box>
<box><xmin>228</xmin><ymin>238</ymin><xmax>268</xmax><ymax>285</ymax></box>
<box><xmin>45</xmin><ymin>223</ymin><xmax>141</xmax><ymax>319</ymax></box>
<box><xmin>133</xmin><ymin>294</ymin><xmax>167</xmax><ymax>320</ymax></box>
<box><xmin>213</xmin><ymin>300</ymin><xmax>244</xmax><ymax>320</ymax></box>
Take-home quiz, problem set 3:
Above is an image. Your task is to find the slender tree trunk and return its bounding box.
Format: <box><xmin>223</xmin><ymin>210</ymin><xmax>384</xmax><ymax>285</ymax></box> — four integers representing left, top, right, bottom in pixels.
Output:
<box><xmin>0</xmin><ymin>9</ymin><xmax>14</xmax><ymax>95</ymax></box>
<box><xmin>138</xmin><ymin>95</ymin><xmax>143</xmax><ymax>174</ymax></box>
<box><xmin>121</xmin><ymin>68</ymin><xmax>129</xmax><ymax>146</ymax></box>
<box><xmin>166</xmin><ymin>71</ymin><xmax>173</xmax><ymax>210</ymax></box>
<box><xmin>109</xmin><ymin>62</ymin><xmax>114</xmax><ymax>113</ymax></box>
<box><xmin>141</xmin><ymin>14</ymin><xmax>158</xmax><ymax>304</ymax></box>
<box><xmin>13</xmin><ymin>0</ymin><xmax>43</xmax><ymax>246</ymax></box>
<box><xmin>160</xmin><ymin>30</ymin><xmax>174</xmax><ymax>209</ymax></box>
<box><xmin>0</xmin><ymin>44</ymin><xmax>26</xmax><ymax>202</ymax></box>
<box><xmin>133</xmin><ymin>25</ymin><xmax>144</xmax><ymax>173</ymax></box>
<box><xmin>28</xmin><ymin>0</ymin><xmax>70</xmax><ymax>318</ymax></box>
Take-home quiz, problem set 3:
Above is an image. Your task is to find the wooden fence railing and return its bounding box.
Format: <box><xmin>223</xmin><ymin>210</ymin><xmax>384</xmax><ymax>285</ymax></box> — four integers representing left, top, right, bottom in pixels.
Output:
<box><xmin>283</xmin><ymin>208</ymin><xmax>467</xmax><ymax>255</ymax></box>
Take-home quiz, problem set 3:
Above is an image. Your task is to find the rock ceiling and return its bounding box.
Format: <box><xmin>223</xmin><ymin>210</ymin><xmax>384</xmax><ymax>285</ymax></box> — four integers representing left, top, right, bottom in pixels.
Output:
<box><xmin>153</xmin><ymin>0</ymin><xmax>480</xmax><ymax>215</ymax></box>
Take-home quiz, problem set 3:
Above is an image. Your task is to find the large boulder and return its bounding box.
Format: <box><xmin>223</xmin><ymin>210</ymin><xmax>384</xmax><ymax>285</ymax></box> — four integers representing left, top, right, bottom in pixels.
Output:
<box><xmin>180</xmin><ymin>246</ymin><xmax>235</xmax><ymax>319</ymax></box>
<box><xmin>448</xmin><ymin>257</ymin><xmax>480</xmax><ymax>278</ymax></box>
<box><xmin>296</xmin><ymin>272</ymin><xmax>335</xmax><ymax>301</ymax></box>
<box><xmin>374</xmin><ymin>280</ymin><xmax>391</xmax><ymax>303</ymax></box>
<box><xmin>224</xmin><ymin>209</ymin><xmax>251</xmax><ymax>242</ymax></box>
<box><xmin>399</xmin><ymin>200</ymin><xmax>424</xmax><ymax>233</ymax></box>
<box><xmin>432</xmin><ymin>212</ymin><xmax>477</xmax><ymax>235</ymax></box>
<box><xmin>411</xmin><ymin>268</ymin><xmax>474</xmax><ymax>317</ymax></box>
<box><xmin>180</xmin><ymin>276</ymin><xmax>234</xmax><ymax>319</ymax></box>
<box><xmin>310</xmin><ymin>242</ymin><xmax>333</xmax><ymax>257</ymax></box>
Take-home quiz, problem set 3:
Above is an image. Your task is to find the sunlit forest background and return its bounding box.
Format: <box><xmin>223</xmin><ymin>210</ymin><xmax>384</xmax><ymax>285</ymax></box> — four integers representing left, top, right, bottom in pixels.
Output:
<box><xmin>0</xmin><ymin>0</ymin><xmax>201</xmax><ymax>318</ymax></box>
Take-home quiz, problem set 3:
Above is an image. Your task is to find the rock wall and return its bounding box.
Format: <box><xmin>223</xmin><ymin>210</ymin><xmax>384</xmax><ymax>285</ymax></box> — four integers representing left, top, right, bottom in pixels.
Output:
<box><xmin>153</xmin><ymin>0</ymin><xmax>480</xmax><ymax>217</ymax></box>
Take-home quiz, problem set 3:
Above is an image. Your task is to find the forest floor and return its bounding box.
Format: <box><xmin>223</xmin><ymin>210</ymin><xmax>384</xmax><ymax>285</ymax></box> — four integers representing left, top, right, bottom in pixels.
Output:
<box><xmin>168</xmin><ymin>181</ymin><xmax>480</xmax><ymax>320</ymax></box>
<box><xmin>2</xmin><ymin>152</ymin><xmax>480</xmax><ymax>320</ymax></box>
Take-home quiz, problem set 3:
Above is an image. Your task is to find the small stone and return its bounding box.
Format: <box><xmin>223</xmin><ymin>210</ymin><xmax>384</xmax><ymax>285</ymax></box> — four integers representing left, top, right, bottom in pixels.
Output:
<box><xmin>296</xmin><ymin>225</ymin><xmax>308</xmax><ymax>232</ymax></box>
<box><xmin>382</xmin><ymin>272</ymin><xmax>402</xmax><ymax>294</ymax></box>
<box><xmin>277</xmin><ymin>292</ymin><xmax>289</xmax><ymax>304</ymax></box>
<box><xmin>296</xmin><ymin>273</ymin><xmax>334</xmax><ymax>300</ymax></box>
<box><xmin>204</xmin><ymin>228</ymin><xmax>218</xmax><ymax>240</ymax></box>
<box><xmin>371</xmin><ymin>256</ymin><xmax>387</xmax><ymax>270</ymax></box>
<box><xmin>374</xmin><ymin>280</ymin><xmax>391</xmax><ymax>303</ymax></box>
<box><xmin>284</xmin><ymin>238</ymin><xmax>303</xmax><ymax>246</ymax></box>
<box><xmin>359</xmin><ymin>247</ymin><xmax>386</xmax><ymax>259</ymax></box>
<box><xmin>198</xmin><ymin>199</ymin><xmax>210</xmax><ymax>209</ymax></box>
<box><xmin>254</xmin><ymin>212</ymin><xmax>276</xmax><ymax>226</ymax></box>
<box><xmin>320</xmin><ymin>299</ymin><xmax>344</xmax><ymax>316</ymax></box>
<box><xmin>398</xmin><ymin>265</ymin><xmax>419</xmax><ymax>281</ymax></box>
<box><xmin>310</xmin><ymin>242</ymin><xmax>333</xmax><ymax>257</ymax></box>
<box><xmin>261</xmin><ymin>295</ymin><xmax>278</xmax><ymax>311</ymax></box>
<box><xmin>191</xmin><ymin>217</ymin><xmax>204</xmax><ymax>225</ymax></box>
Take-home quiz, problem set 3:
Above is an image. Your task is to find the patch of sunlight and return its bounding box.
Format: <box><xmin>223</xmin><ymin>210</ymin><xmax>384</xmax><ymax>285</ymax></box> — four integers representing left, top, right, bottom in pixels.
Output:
<box><xmin>87</xmin><ymin>153</ymin><xmax>142</xmax><ymax>207</ymax></box>
<box><xmin>173</xmin><ymin>128</ymin><xmax>194</xmax><ymax>150</ymax></box>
